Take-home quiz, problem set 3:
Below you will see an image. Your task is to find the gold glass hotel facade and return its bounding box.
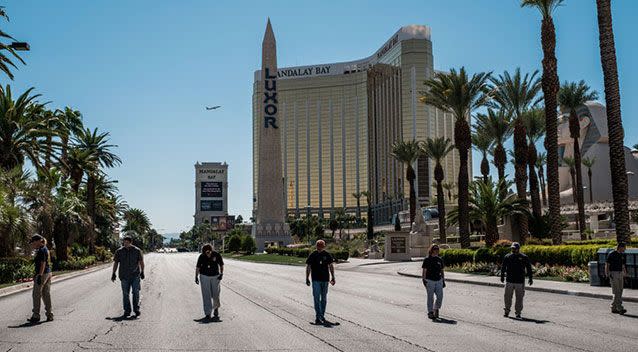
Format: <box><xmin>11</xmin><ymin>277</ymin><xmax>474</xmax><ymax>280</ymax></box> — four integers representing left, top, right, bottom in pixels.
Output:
<box><xmin>252</xmin><ymin>25</ymin><xmax>465</xmax><ymax>222</ymax></box>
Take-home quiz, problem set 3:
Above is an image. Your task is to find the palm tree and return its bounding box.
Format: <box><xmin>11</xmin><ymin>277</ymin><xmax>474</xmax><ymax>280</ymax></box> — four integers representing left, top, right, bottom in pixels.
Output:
<box><xmin>448</xmin><ymin>179</ymin><xmax>529</xmax><ymax>247</ymax></box>
<box><xmin>475</xmin><ymin>108</ymin><xmax>513</xmax><ymax>200</ymax></box>
<box><xmin>420</xmin><ymin>67</ymin><xmax>492</xmax><ymax>248</ymax></box>
<box><xmin>563</xmin><ymin>157</ymin><xmax>577</xmax><ymax>204</ymax></box>
<box><xmin>391</xmin><ymin>140</ymin><xmax>422</xmax><ymax>225</ymax></box>
<box><xmin>0</xmin><ymin>86</ymin><xmax>45</xmax><ymax>171</ymax></box>
<box><xmin>0</xmin><ymin>167</ymin><xmax>32</xmax><ymax>257</ymax></box>
<box><xmin>352</xmin><ymin>192</ymin><xmax>362</xmax><ymax>220</ymax></box>
<box><xmin>422</xmin><ymin>137</ymin><xmax>454</xmax><ymax>243</ymax></box>
<box><xmin>491</xmin><ymin>68</ymin><xmax>542</xmax><ymax>244</ymax></box>
<box><xmin>471</xmin><ymin>128</ymin><xmax>492</xmax><ymax>182</ymax></box>
<box><xmin>582</xmin><ymin>157</ymin><xmax>596</xmax><ymax>203</ymax></box>
<box><xmin>123</xmin><ymin>208</ymin><xmax>152</xmax><ymax>238</ymax></box>
<box><xmin>559</xmin><ymin>80</ymin><xmax>598</xmax><ymax>239</ymax></box>
<box><xmin>361</xmin><ymin>191</ymin><xmax>373</xmax><ymax>239</ymax></box>
<box><xmin>596</xmin><ymin>0</ymin><xmax>630</xmax><ymax>244</ymax></box>
<box><xmin>75</xmin><ymin>128</ymin><xmax>122</xmax><ymax>248</ymax></box>
<box><xmin>0</xmin><ymin>7</ymin><xmax>26</xmax><ymax>80</ymax></box>
<box><xmin>57</xmin><ymin>107</ymin><xmax>83</xmax><ymax>171</ymax></box>
<box><xmin>536</xmin><ymin>152</ymin><xmax>548</xmax><ymax>206</ymax></box>
<box><xmin>523</xmin><ymin>108</ymin><xmax>545</xmax><ymax>220</ymax></box>
<box><xmin>522</xmin><ymin>0</ymin><xmax>564</xmax><ymax>244</ymax></box>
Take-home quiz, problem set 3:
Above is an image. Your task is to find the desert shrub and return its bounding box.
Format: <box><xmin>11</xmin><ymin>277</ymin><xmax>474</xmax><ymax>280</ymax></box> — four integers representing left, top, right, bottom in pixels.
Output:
<box><xmin>227</xmin><ymin>234</ymin><xmax>242</xmax><ymax>253</ymax></box>
<box><xmin>241</xmin><ymin>235</ymin><xmax>257</xmax><ymax>255</ymax></box>
<box><xmin>94</xmin><ymin>246</ymin><xmax>113</xmax><ymax>262</ymax></box>
<box><xmin>57</xmin><ymin>256</ymin><xmax>97</xmax><ymax>271</ymax></box>
<box><xmin>0</xmin><ymin>257</ymin><xmax>34</xmax><ymax>284</ymax></box>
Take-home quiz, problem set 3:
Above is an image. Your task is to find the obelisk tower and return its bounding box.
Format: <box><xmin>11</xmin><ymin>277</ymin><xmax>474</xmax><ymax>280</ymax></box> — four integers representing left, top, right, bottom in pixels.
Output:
<box><xmin>253</xmin><ymin>19</ymin><xmax>291</xmax><ymax>251</ymax></box>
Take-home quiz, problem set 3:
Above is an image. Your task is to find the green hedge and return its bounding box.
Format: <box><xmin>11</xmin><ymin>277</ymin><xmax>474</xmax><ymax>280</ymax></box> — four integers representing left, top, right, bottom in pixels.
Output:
<box><xmin>265</xmin><ymin>247</ymin><xmax>349</xmax><ymax>261</ymax></box>
<box><xmin>440</xmin><ymin>249</ymin><xmax>475</xmax><ymax>266</ymax></box>
<box><xmin>0</xmin><ymin>257</ymin><xmax>34</xmax><ymax>284</ymax></box>
<box><xmin>443</xmin><ymin>244</ymin><xmax>608</xmax><ymax>267</ymax></box>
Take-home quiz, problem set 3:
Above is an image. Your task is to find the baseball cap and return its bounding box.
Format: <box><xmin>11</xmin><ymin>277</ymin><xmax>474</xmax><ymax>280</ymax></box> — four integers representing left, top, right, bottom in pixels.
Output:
<box><xmin>511</xmin><ymin>242</ymin><xmax>521</xmax><ymax>249</ymax></box>
<box><xmin>30</xmin><ymin>234</ymin><xmax>44</xmax><ymax>243</ymax></box>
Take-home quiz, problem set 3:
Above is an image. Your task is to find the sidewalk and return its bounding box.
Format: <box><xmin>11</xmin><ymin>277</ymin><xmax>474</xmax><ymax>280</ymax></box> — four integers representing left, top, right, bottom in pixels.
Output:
<box><xmin>396</xmin><ymin>261</ymin><xmax>638</xmax><ymax>303</ymax></box>
<box><xmin>0</xmin><ymin>262</ymin><xmax>111</xmax><ymax>298</ymax></box>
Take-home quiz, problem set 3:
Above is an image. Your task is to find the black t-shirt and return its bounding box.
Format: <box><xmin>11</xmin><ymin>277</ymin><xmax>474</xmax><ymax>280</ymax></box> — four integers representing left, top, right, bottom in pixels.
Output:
<box><xmin>197</xmin><ymin>252</ymin><xmax>224</xmax><ymax>276</ymax></box>
<box><xmin>114</xmin><ymin>246</ymin><xmax>143</xmax><ymax>280</ymax></box>
<box><xmin>34</xmin><ymin>246</ymin><xmax>51</xmax><ymax>275</ymax></box>
<box><xmin>607</xmin><ymin>250</ymin><xmax>626</xmax><ymax>272</ymax></box>
<box><xmin>421</xmin><ymin>256</ymin><xmax>444</xmax><ymax>281</ymax></box>
<box><xmin>306</xmin><ymin>250</ymin><xmax>334</xmax><ymax>282</ymax></box>
<box><xmin>501</xmin><ymin>253</ymin><xmax>533</xmax><ymax>284</ymax></box>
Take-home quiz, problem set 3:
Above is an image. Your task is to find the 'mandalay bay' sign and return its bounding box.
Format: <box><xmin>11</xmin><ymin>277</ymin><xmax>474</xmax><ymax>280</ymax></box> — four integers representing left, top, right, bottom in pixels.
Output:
<box><xmin>264</xmin><ymin>68</ymin><xmax>278</xmax><ymax>129</ymax></box>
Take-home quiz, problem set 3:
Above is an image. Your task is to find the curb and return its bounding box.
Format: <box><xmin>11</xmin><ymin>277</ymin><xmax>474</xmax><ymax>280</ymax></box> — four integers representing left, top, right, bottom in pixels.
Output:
<box><xmin>397</xmin><ymin>271</ymin><xmax>638</xmax><ymax>303</ymax></box>
<box><xmin>0</xmin><ymin>262</ymin><xmax>112</xmax><ymax>299</ymax></box>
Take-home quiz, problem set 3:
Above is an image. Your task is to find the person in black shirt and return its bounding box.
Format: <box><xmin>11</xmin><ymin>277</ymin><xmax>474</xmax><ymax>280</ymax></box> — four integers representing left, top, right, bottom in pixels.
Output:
<box><xmin>305</xmin><ymin>240</ymin><xmax>335</xmax><ymax>326</ymax></box>
<box><xmin>28</xmin><ymin>235</ymin><xmax>53</xmax><ymax>323</ymax></box>
<box><xmin>112</xmin><ymin>236</ymin><xmax>145</xmax><ymax>318</ymax></box>
<box><xmin>500</xmin><ymin>242</ymin><xmax>533</xmax><ymax>319</ymax></box>
<box><xmin>195</xmin><ymin>243</ymin><xmax>224</xmax><ymax>321</ymax></box>
<box><xmin>421</xmin><ymin>244</ymin><xmax>445</xmax><ymax>320</ymax></box>
<box><xmin>605</xmin><ymin>242</ymin><xmax>627</xmax><ymax>314</ymax></box>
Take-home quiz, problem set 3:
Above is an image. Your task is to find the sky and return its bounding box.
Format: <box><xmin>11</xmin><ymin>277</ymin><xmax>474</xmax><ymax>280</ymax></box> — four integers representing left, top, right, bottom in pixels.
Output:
<box><xmin>4</xmin><ymin>0</ymin><xmax>637</xmax><ymax>234</ymax></box>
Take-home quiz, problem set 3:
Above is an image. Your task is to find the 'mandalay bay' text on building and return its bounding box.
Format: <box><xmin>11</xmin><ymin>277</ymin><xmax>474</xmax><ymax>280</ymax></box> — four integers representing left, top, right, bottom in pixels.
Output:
<box><xmin>252</xmin><ymin>25</ymin><xmax>467</xmax><ymax>222</ymax></box>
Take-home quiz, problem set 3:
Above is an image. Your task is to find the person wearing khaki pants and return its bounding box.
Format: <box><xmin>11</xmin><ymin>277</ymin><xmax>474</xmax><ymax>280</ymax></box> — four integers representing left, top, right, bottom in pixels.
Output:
<box><xmin>29</xmin><ymin>235</ymin><xmax>53</xmax><ymax>323</ymax></box>
<box><xmin>605</xmin><ymin>242</ymin><xmax>627</xmax><ymax>314</ymax></box>
<box><xmin>500</xmin><ymin>242</ymin><xmax>533</xmax><ymax>319</ymax></box>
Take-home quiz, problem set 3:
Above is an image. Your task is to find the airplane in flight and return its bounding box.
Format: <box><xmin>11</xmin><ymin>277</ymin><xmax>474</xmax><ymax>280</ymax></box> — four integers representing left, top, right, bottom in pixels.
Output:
<box><xmin>205</xmin><ymin>106</ymin><xmax>221</xmax><ymax>110</ymax></box>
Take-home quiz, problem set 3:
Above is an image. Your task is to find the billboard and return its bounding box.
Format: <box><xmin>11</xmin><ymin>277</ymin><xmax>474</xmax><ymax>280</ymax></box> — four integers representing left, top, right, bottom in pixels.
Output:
<box><xmin>210</xmin><ymin>215</ymin><xmax>235</xmax><ymax>230</ymax></box>
<box><xmin>201</xmin><ymin>181</ymin><xmax>223</xmax><ymax>198</ymax></box>
<box><xmin>200</xmin><ymin>200</ymin><xmax>223</xmax><ymax>212</ymax></box>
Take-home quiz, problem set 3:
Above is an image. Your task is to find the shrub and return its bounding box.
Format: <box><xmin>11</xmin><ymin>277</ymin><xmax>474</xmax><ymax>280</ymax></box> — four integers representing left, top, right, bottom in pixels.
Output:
<box><xmin>0</xmin><ymin>257</ymin><xmax>34</xmax><ymax>284</ymax></box>
<box><xmin>94</xmin><ymin>246</ymin><xmax>113</xmax><ymax>262</ymax></box>
<box><xmin>57</xmin><ymin>256</ymin><xmax>97</xmax><ymax>271</ymax></box>
<box><xmin>227</xmin><ymin>234</ymin><xmax>242</xmax><ymax>253</ymax></box>
<box><xmin>333</xmin><ymin>250</ymin><xmax>349</xmax><ymax>261</ymax></box>
<box><xmin>440</xmin><ymin>249</ymin><xmax>475</xmax><ymax>266</ymax></box>
<box><xmin>241</xmin><ymin>235</ymin><xmax>257</xmax><ymax>255</ymax></box>
<box><xmin>449</xmin><ymin>262</ymin><xmax>499</xmax><ymax>275</ymax></box>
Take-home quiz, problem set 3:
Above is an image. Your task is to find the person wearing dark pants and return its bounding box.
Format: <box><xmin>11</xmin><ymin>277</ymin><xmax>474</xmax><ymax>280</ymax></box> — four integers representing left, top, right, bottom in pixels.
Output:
<box><xmin>29</xmin><ymin>235</ymin><xmax>53</xmax><ymax>323</ymax></box>
<box><xmin>605</xmin><ymin>242</ymin><xmax>627</xmax><ymax>314</ymax></box>
<box><xmin>111</xmin><ymin>236</ymin><xmax>144</xmax><ymax>318</ymax></box>
<box><xmin>501</xmin><ymin>242</ymin><xmax>533</xmax><ymax>319</ymax></box>
<box><xmin>305</xmin><ymin>240</ymin><xmax>335</xmax><ymax>326</ymax></box>
<box><xmin>422</xmin><ymin>244</ymin><xmax>445</xmax><ymax>320</ymax></box>
<box><xmin>195</xmin><ymin>243</ymin><xmax>224</xmax><ymax>321</ymax></box>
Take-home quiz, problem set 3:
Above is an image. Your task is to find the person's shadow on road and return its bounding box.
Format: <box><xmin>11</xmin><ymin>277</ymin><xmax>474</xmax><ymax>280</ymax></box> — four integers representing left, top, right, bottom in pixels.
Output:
<box><xmin>432</xmin><ymin>318</ymin><xmax>457</xmax><ymax>325</ymax></box>
<box><xmin>194</xmin><ymin>317</ymin><xmax>222</xmax><ymax>324</ymax></box>
<box><xmin>8</xmin><ymin>321</ymin><xmax>44</xmax><ymax>328</ymax></box>
<box><xmin>508</xmin><ymin>317</ymin><xmax>549</xmax><ymax>324</ymax></box>
<box><xmin>105</xmin><ymin>315</ymin><xmax>135</xmax><ymax>322</ymax></box>
<box><xmin>619</xmin><ymin>313</ymin><xmax>638</xmax><ymax>319</ymax></box>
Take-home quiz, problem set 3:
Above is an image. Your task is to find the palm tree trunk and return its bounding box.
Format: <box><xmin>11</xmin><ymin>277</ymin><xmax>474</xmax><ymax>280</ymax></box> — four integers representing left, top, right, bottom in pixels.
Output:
<box><xmin>513</xmin><ymin>119</ymin><xmax>529</xmax><ymax>244</ymax></box>
<box><xmin>455</xmin><ymin>119</ymin><xmax>471</xmax><ymax>248</ymax></box>
<box><xmin>569</xmin><ymin>167</ymin><xmax>576</xmax><ymax>203</ymax></box>
<box><xmin>528</xmin><ymin>144</ymin><xmax>542</xmax><ymax>220</ymax></box>
<box><xmin>485</xmin><ymin>219</ymin><xmax>499</xmax><ymax>247</ymax></box>
<box><xmin>572</xmin><ymin>137</ymin><xmax>587</xmax><ymax>239</ymax></box>
<box><xmin>435</xmin><ymin>163</ymin><xmax>446</xmax><ymax>243</ymax></box>
<box><xmin>356</xmin><ymin>198</ymin><xmax>361</xmax><ymax>219</ymax></box>
<box><xmin>481</xmin><ymin>152</ymin><xmax>490</xmax><ymax>183</ymax></box>
<box><xmin>541</xmin><ymin>16</ymin><xmax>563</xmax><ymax>244</ymax></box>
<box><xmin>588</xmin><ymin>169</ymin><xmax>594</xmax><ymax>203</ymax></box>
<box><xmin>495</xmin><ymin>144</ymin><xmax>507</xmax><ymax>201</ymax></box>
<box><xmin>596</xmin><ymin>0</ymin><xmax>631</xmax><ymax>244</ymax></box>
<box><xmin>45</xmin><ymin>135</ymin><xmax>52</xmax><ymax>170</ymax></box>
<box><xmin>407</xmin><ymin>165</ymin><xmax>416</xmax><ymax>225</ymax></box>
<box><xmin>539</xmin><ymin>165</ymin><xmax>547</xmax><ymax>207</ymax></box>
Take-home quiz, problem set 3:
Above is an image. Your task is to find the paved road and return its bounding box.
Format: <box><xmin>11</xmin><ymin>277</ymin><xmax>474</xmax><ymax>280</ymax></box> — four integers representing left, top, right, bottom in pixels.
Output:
<box><xmin>1</xmin><ymin>254</ymin><xmax>637</xmax><ymax>352</ymax></box>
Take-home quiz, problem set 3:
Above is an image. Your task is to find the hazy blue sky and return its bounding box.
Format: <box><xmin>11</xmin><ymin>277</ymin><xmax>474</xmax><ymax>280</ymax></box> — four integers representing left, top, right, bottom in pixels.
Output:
<box><xmin>5</xmin><ymin>1</ymin><xmax>637</xmax><ymax>234</ymax></box>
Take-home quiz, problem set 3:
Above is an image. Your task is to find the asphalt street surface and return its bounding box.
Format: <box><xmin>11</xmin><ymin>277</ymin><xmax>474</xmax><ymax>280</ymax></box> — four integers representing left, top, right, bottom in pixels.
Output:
<box><xmin>1</xmin><ymin>253</ymin><xmax>637</xmax><ymax>351</ymax></box>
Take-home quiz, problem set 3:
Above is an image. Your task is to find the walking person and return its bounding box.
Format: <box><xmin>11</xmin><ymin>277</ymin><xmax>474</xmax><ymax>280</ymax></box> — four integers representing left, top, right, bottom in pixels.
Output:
<box><xmin>501</xmin><ymin>242</ymin><xmax>533</xmax><ymax>319</ymax></box>
<box><xmin>421</xmin><ymin>244</ymin><xmax>445</xmax><ymax>320</ymax></box>
<box><xmin>605</xmin><ymin>242</ymin><xmax>627</xmax><ymax>314</ymax></box>
<box><xmin>111</xmin><ymin>235</ymin><xmax>145</xmax><ymax>318</ymax></box>
<box><xmin>305</xmin><ymin>240</ymin><xmax>336</xmax><ymax>326</ymax></box>
<box><xmin>28</xmin><ymin>235</ymin><xmax>53</xmax><ymax>323</ymax></box>
<box><xmin>195</xmin><ymin>243</ymin><xmax>224</xmax><ymax>321</ymax></box>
